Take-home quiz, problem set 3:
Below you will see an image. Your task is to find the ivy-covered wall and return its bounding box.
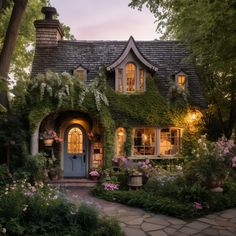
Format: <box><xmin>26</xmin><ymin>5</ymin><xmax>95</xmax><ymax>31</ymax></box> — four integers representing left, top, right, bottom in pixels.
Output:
<box><xmin>14</xmin><ymin>70</ymin><xmax>189</xmax><ymax>167</ymax></box>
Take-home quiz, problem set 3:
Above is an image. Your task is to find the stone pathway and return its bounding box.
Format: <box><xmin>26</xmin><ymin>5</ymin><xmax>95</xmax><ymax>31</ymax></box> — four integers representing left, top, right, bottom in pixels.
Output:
<box><xmin>63</xmin><ymin>187</ymin><xmax>236</xmax><ymax>236</ymax></box>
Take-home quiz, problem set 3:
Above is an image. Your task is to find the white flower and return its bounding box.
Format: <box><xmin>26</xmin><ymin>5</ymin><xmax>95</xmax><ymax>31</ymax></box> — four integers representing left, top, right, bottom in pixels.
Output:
<box><xmin>2</xmin><ymin>228</ymin><xmax>6</xmax><ymax>234</ymax></box>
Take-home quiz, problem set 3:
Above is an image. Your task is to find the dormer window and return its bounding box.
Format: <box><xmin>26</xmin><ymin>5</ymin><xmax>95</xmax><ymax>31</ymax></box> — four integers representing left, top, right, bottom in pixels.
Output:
<box><xmin>115</xmin><ymin>63</ymin><xmax>146</xmax><ymax>94</ymax></box>
<box><xmin>73</xmin><ymin>66</ymin><xmax>87</xmax><ymax>82</ymax></box>
<box><xmin>126</xmin><ymin>63</ymin><xmax>136</xmax><ymax>93</ymax></box>
<box><xmin>175</xmin><ymin>72</ymin><xmax>187</xmax><ymax>90</ymax></box>
<box><xmin>107</xmin><ymin>36</ymin><xmax>158</xmax><ymax>94</ymax></box>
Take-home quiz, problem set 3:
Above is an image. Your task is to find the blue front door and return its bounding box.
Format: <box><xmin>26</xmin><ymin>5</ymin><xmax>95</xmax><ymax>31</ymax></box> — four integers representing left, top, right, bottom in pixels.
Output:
<box><xmin>64</xmin><ymin>125</ymin><xmax>87</xmax><ymax>177</ymax></box>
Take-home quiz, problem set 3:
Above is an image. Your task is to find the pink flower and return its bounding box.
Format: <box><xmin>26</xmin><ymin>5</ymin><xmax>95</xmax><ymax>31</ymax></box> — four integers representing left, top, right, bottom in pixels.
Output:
<box><xmin>194</xmin><ymin>202</ymin><xmax>203</xmax><ymax>210</ymax></box>
<box><xmin>103</xmin><ymin>182</ymin><xmax>119</xmax><ymax>191</ymax></box>
<box><xmin>89</xmin><ymin>170</ymin><xmax>100</xmax><ymax>176</ymax></box>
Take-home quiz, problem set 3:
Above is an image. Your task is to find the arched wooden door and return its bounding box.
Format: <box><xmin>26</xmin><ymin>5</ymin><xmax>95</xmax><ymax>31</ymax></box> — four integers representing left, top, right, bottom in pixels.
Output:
<box><xmin>64</xmin><ymin>125</ymin><xmax>87</xmax><ymax>177</ymax></box>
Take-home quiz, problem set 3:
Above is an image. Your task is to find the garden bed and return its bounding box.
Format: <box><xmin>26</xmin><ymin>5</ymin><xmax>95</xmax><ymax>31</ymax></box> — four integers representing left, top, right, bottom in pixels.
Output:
<box><xmin>91</xmin><ymin>179</ymin><xmax>236</xmax><ymax>219</ymax></box>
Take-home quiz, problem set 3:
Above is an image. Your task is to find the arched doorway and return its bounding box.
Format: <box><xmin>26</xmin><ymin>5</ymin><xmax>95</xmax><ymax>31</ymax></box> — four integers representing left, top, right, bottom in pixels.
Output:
<box><xmin>64</xmin><ymin>124</ymin><xmax>87</xmax><ymax>177</ymax></box>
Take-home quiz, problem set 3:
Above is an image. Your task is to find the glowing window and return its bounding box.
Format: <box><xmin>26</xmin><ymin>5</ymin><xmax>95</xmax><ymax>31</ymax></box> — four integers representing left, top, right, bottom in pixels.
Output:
<box><xmin>118</xmin><ymin>68</ymin><xmax>123</xmax><ymax>93</ymax></box>
<box><xmin>160</xmin><ymin>128</ymin><xmax>181</xmax><ymax>156</ymax></box>
<box><xmin>177</xmin><ymin>75</ymin><xmax>187</xmax><ymax>89</ymax></box>
<box><xmin>116</xmin><ymin>128</ymin><xmax>126</xmax><ymax>156</ymax></box>
<box><xmin>126</xmin><ymin>63</ymin><xmax>136</xmax><ymax>93</ymax></box>
<box><xmin>139</xmin><ymin>69</ymin><xmax>144</xmax><ymax>92</ymax></box>
<box><xmin>133</xmin><ymin>128</ymin><xmax>156</xmax><ymax>156</ymax></box>
<box><xmin>67</xmin><ymin>127</ymin><xmax>83</xmax><ymax>154</ymax></box>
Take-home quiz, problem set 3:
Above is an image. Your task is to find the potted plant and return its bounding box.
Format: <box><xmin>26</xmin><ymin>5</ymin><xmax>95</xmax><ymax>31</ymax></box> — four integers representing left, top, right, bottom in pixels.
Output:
<box><xmin>40</xmin><ymin>129</ymin><xmax>63</xmax><ymax>146</ymax></box>
<box><xmin>49</xmin><ymin>166</ymin><xmax>63</xmax><ymax>181</ymax></box>
<box><xmin>89</xmin><ymin>170</ymin><xmax>100</xmax><ymax>180</ymax></box>
<box><xmin>127</xmin><ymin>166</ymin><xmax>143</xmax><ymax>188</ymax></box>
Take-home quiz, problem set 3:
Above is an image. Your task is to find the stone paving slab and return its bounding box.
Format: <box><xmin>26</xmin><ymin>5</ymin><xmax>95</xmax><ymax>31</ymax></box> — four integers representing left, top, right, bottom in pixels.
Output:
<box><xmin>64</xmin><ymin>187</ymin><xmax>236</xmax><ymax>236</ymax></box>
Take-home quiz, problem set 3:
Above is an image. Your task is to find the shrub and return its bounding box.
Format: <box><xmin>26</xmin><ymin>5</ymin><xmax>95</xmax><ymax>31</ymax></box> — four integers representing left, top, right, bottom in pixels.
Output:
<box><xmin>23</xmin><ymin>153</ymin><xmax>47</xmax><ymax>183</ymax></box>
<box><xmin>0</xmin><ymin>180</ymin><xmax>123</xmax><ymax>235</ymax></box>
<box><xmin>94</xmin><ymin>217</ymin><xmax>125</xmax><ymax>236</ymax></box>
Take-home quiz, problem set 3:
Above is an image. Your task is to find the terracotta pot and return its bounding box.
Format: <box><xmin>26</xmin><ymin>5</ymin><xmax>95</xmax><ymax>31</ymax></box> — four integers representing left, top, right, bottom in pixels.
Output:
<box><xmin>43</xmin><ymin>139</ymin><xmax>54</xmax><ymax>146</ymax></box>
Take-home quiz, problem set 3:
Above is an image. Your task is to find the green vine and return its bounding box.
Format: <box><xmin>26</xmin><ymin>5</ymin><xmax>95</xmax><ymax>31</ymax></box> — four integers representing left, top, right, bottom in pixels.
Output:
<box><xmin>13</xmin><ymin>70</ymin><xmax>189</xmax><ymax>167</ymax></box>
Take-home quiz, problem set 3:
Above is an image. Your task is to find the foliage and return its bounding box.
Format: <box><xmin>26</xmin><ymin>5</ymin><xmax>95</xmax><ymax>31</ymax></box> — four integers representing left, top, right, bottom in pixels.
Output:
<box><xmin>92</xmin><ymin>174</ymin><xmax>236</xmax><ymax>219</ymax></box>
<box><xmin>92</xmin><ymin>185</ymin><xmax>198</xmax><ymax>219</ymax></box>
<box><xmin>23</xmin><ymin>153</ymin><xmax>47</xmax><ymax>184</ymax></box>
<box><xmin>40</xmin><ymin>129</ymin><xmax>62</xmax><ymax>142</ymax></box>
<box><xmin>0</xmin><ymin>164</ymin><xmax>12</xmax><ymax>188</ymax></box>
<box><xmin>12</xmin><ymin>70</ymin><xmax>190</xmax><ymax>168</ymax></box>
<box><xmin>0</xmin><ymin>0</ymin><xmax>74</xmax><ymax>81</ymax></box>
<box><xmin>184</xmin><ymin>135</ymin><xmax>232</xmax><ymax>187</ymax></box>
<box><xmin>129</xmin><ymin>0</ymin><xmax>236</xmax><ymax>139</ymax></box>
<box><xmin>0</xmin><ymin>179</ymin><xmax>123</xmax><ymax>235</ymax></box>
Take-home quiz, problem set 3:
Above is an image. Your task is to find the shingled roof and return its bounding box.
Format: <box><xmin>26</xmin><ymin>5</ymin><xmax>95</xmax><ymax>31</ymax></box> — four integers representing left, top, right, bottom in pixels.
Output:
<box><xmin>31</xmin><ymin>38</ymin><xmax>206</xmax><ymax>108</ymax></box>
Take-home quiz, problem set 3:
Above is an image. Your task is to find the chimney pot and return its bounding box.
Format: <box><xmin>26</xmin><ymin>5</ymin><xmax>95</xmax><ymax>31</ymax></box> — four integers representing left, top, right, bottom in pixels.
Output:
<box><xmin>41</xmin><ymin>6</ymin><xmax>57</xmax><ymax>20</ymax></box>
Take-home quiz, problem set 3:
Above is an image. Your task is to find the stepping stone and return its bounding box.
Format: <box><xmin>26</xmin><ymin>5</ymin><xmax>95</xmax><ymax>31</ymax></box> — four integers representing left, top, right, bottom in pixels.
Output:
<box><xmin>141</xmin><ymin>222</ymin><xmax>166</xmax><ymax>232</ymax></box>
<box><xmin>149</xmin><ymin>230</ymin><xmax>168</xmax><ymax>236</ymax></box>
<box><xmin>144</xmin><ymin>216</ymin><xmax>170</xmax><ymax>226</ymax></box>
<box><xmin>179</xmin><ymin>226</ymin><xmax>200</xmax><ymax>235</ymax></box>
<box><xmin>186</xmin><ymin>221</ymin><xmax>209</xmax><ymax>230</ymax></box>
<box><xmin>167</xmin><ymin>218</ymin><xmax>186</xmax><ymax>225</ymax></box>
<box><xmin>164</xmin><ymin>227</ymin><xmax>177</xmax><ymax>235</ymax></box>
<box><xmin>127</xmin><ymin>217</ymin><xmax>144</xmax><ymax>225</ymax></box>
<box><xmin>219</xmin><ymin>230</ymin><xmax>235</xmax><ymax>236</ymax></box>
<box><xmin>198</xmin><ymin>218</ymin><xmax>218</xmax><ymax>226</ymax></box>
<box><xmin>119</xmin><ymin>215</ymin><xmax>141</xmax><ymax>223</ymax></box>
<box><xmin>220</xmin><ymin>211</ymin><xmax>236</xmax><ymax>219</ymax></box>
<box><xmin>201</xmin><ymin>228</ymin><xmax>219</xmax><ymax>236</ymax></box>
<box><xmin>123</xmin><ymin>227</ymin><xmax>146</xmax><ymax>236</ymax></box>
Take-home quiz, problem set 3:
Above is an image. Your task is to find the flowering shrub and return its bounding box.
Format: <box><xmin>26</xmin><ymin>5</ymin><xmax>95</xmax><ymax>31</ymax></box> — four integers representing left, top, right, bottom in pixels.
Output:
<box><xmin>215</xmin><ymin>136</ymin><xmax>236</xmax><ymax>166</ymax></box>
<box><xmin>40</xmin><ymin>128</ymin><xmax>63</xmax><ymax>142</ymax></box>
<box><xmin>103</xmin><ymin>182</ymin><xmax>119</xmax><ymax>191</ymax></box>
<box><xmin>0</xmin><ymin>178</ymin><xmax>123</xmax><ymax>235</ymax></box>
<box><xmin>89</xmin><ymin>170</ymin><xmax>100</xmax><ymax>177</ymax></box>
<box><xmin>184</xmin><ymin>135</ymin><xmax>232</xmax><ymax>187</ymax></box>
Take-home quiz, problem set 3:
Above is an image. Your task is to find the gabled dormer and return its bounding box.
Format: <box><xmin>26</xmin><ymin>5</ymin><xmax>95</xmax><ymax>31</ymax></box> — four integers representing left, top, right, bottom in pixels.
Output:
<box><xmin>73</xmin><ymin>65</ymin><xmax>87</xmax><ymax>82</ymax></box>
<box><xmin>107</xmin><ymin>36</ymin><xmax>158</xmax><ymax>94</ymax></box>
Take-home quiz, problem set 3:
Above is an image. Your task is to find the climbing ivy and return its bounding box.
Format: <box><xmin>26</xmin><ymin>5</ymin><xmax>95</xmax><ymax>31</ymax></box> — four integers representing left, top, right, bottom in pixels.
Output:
<box><xmin>12</xmin><ymin>70</ymin><xmax>189</xmax><ymax>167</ymax></box>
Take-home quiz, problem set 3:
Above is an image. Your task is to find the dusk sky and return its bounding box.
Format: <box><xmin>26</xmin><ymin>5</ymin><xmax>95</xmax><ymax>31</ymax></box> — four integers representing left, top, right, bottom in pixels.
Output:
<box><xmin>50</xmin><ymin>0</ymin><xmax>160</xmax><ymax>40</ymax></box>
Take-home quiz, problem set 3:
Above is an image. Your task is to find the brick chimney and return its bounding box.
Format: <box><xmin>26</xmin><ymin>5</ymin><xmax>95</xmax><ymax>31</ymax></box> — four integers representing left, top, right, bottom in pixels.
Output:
<box><xmin>34</xmin><ymin>7</ymin><xmax>64</xmax><ymax>48</ymax></box>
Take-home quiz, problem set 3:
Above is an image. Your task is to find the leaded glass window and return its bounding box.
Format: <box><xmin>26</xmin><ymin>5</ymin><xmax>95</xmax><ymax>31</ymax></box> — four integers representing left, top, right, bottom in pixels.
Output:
<box><xmin>126</xmin><ymin>63</ymin><xmax>136</xmax><ymax>93</ymax></box>
<box><xmin>67</xmin><ymin>127</ymin><xmax>83</xmax><ymax>154</ymax></box>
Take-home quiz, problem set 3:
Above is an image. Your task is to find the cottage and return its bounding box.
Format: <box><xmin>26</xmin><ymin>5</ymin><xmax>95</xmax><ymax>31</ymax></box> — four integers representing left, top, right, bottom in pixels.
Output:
<box><xmin>31</xmin><ymin>7</ymin><xmax>205</xmax><ymax>178</ymax></box>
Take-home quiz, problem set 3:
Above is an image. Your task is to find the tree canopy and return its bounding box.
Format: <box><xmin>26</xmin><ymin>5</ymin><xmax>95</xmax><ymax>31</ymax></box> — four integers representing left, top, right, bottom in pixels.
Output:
<box><xmin>130</xmin><ymin>0</ymin><xmax>236</xmax><ymax>139</ymax></box>
<box><xmin>0</xmin><ymin>0</ymin><xmax>74</xmax><ymax>81</ymax></box>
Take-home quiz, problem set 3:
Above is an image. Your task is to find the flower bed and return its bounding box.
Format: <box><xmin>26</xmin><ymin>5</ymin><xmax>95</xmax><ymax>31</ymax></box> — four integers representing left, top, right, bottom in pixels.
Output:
<box><xmin>0</xmin><ymin>178</ymin><xmax>123</xmax><ymax>235</ymax></box>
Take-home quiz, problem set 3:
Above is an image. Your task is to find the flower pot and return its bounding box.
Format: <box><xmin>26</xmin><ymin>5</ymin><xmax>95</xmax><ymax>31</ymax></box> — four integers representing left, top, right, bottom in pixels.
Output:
<box><xmin>128</xmin><ymin>174</ymin><xmax>143</xmax><ymax>188</ymax></box>
<box><xmin>90</xmin><ymin>175</ymin><xmax>99</xmax><ymax>181</ymax></box>
<box><xmin>43</xmin><ymin>139</ymin><xmax>54</xmax><ymax>146</ymax></box>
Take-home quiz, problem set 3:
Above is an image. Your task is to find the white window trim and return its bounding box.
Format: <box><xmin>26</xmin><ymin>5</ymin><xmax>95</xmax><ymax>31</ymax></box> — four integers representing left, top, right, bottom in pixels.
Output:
<box><xmin>130</xmin><ymin>127</ymin><xmax>182</xmax><ymax>159</ymax></box>
<box><xmin>115</xmin><ymin>63</ymin><xmax>146</xmax><ymax>94</ymax></box>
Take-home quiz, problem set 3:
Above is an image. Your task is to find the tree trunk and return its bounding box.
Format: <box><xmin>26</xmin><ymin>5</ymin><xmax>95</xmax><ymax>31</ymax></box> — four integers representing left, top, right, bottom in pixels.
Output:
<box><xmin>0</xmin><ymin>0</ymin><xmax>28</xmax><ymax>109</ymax></box>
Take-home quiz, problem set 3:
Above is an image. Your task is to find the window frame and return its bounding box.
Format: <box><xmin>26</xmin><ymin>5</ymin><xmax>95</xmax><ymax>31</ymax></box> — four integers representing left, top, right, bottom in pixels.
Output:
<box><xmin>73</xmin><ymin>66</ymin><xmax>87</xmax><ymax>82</ymax></box>
<box><xmin>131</xmin><ymin>127</ymin><xmax>182</xmax><ymax>158</ymax></box>
<box><xmin>115</xmin><ymin>61</ymin><xmax>146</xmax><ymax>94</ymax></box>
<box><xmin>175</xmin><ymin>72</ymin><xmax>188</xmax><ymax>90</ymax></box>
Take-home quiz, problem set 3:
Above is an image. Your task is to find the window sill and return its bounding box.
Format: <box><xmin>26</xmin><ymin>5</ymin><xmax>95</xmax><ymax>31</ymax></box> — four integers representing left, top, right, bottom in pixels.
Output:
<box><xmin>128</xmin><ymin>155</ymin><xmax>180</xmax><ymax>160</ymax></box>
